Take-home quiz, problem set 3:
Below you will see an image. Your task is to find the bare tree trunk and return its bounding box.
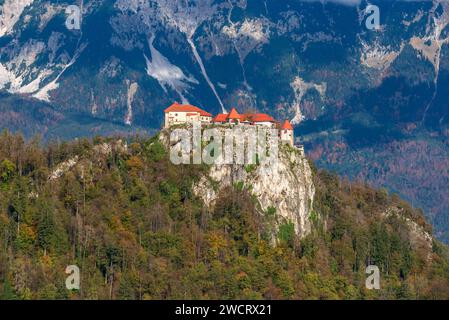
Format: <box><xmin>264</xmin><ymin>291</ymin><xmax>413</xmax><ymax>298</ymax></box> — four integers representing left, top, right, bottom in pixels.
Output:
<box><xmin>109</xmin><ymin>263</ymin><xmax>114</xmax><ymax>300</ymax></box>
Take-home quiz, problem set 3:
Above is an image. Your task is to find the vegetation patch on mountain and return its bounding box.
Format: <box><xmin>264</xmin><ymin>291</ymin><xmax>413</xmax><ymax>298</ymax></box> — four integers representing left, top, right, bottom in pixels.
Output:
<box><xmin>0</xmin><ymin>131</ymin><xmax>448</xmax><ymax>299</ymax></box>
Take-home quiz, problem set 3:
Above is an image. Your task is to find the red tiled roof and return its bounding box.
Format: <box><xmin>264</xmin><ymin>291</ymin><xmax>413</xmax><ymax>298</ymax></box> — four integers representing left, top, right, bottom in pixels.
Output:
<box><xmin>212</xmin><ymin>109</ymin><xmax>277</xmax><ymax>124</ymax></box>
<box><xmin>281</xmin><ymin>120</ymin><xmax>293</xmax><ymax>130</ymax></box>
<box><xmin>227</xmin><ymin>108</ymin><xmax>241</xmax><ymax>120</ymax></box>
<box><xmin>212</xmin><ymin>114</ymin><xmax>228</xmax><ymax>122</ymax></box>
<box><xmin>164</xmin><ymin>102</ymin><xmax>212</xmax><ymax>117</ymax></box>
<box><xmin>245</xmin><ymin>113</ymin><xmax>275</xmax><ymax>123</ymax></box>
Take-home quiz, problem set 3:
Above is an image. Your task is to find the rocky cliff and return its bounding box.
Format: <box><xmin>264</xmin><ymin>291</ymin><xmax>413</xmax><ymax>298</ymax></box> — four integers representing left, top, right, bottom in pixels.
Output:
<box><xmin>160</xmin><ymin>127</ymin><xmax>315</xmax><ymax>240</ymax></box>
<box><xmin>2</xmin><ymin>0</ymin><xmax>449</xmax><ymax>243</ymax></box>
<box><xmin>2</xmin><ymin>131</ymin><xmax>449</xmax><ymax>300</ymax></box>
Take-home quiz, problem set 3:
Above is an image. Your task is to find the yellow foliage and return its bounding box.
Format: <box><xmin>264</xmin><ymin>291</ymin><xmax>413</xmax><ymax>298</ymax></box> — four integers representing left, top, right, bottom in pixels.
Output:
<box><xmin>126</xmin><ymin>156</ymin><xmax>145</xmax><ymax>172</ymax></box>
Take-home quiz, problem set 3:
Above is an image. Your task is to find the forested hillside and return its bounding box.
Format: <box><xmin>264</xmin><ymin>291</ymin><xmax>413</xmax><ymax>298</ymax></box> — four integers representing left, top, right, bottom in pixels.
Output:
<box><xmin>0</xmin><ymin>131</ymin><xmax>449</xmax><ymax>300</ymax></box>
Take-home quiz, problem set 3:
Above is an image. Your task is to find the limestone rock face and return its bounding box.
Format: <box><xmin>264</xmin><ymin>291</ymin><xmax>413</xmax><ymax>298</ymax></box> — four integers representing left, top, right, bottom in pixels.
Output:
<box><xmin>383</xmin><ymin>207</ymin><xmax>433</xmax><ymax>257</ymax></box>
<box><xmin>195</xmin><ymin>144</ymin><xmax>315</xmax><ymax>239</ymax></box>
<box><xmin>160</xmin><ymin>127</ymin><xmax>315</xmax><ymax>239</ymax></box>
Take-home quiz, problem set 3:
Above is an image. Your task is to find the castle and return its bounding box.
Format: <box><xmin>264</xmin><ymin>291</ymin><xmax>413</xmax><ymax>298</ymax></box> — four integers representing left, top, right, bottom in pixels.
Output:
<box><xmin>164</xmin><ymin>102</ymin><xmax>295</xmax><ymax>146</ymax></box>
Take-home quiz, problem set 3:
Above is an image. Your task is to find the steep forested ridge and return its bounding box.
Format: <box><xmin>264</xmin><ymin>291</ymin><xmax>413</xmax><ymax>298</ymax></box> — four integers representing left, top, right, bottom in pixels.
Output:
<box><xmin>2</xmin><ymin>1</ymin><xmax>449</xmax><ymax>240</ymax></box>
<box><xmin>0</xmin><ymin>131</ymin><xmax>448</xmax><ymax>300</ymax></box>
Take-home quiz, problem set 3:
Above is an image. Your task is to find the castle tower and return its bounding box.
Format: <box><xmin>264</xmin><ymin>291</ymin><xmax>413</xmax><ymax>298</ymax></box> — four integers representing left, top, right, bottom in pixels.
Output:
<box><xmin>280</xmin><ymin>120</ymin><xmax>294</xmax><ymax>146</ymax></box>
<box><xmin>227</xmin><ymin>107</ymin><xmax>241</xmax><ymax>125</ymax></box>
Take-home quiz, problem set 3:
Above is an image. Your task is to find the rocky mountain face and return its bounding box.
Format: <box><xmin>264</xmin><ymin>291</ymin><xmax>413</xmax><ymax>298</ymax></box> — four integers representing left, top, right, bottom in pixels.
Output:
<box><xmin>2</xmin><ymin>131</ymin><xmax>449</xmax><ymax>299</ymax></box>
<box><xmin>160</xmin><ymin>127</ymin><xmax>315</xmax><ymax>240</ymax></box>
<box><xmin>193</xmin><ymin>144</ymin><xmax>315</xmax><ymax>241</ymax></box>
<box><xmin>0</xmin><ymin>0</ymin><xmax>448</xmax><ymax>241</ymax></box>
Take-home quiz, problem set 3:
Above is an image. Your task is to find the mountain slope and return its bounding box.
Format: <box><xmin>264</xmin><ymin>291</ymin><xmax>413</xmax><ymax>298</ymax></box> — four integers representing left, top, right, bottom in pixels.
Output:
<box><xmin>0</xmin><ymin>132</ymin><xmax>449</xmax><ymax>299</ymax></box>
<box><xmin>0</xmin><ymin>0</ymin><xmax>448</xmax><ymax>241</ymax></box>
